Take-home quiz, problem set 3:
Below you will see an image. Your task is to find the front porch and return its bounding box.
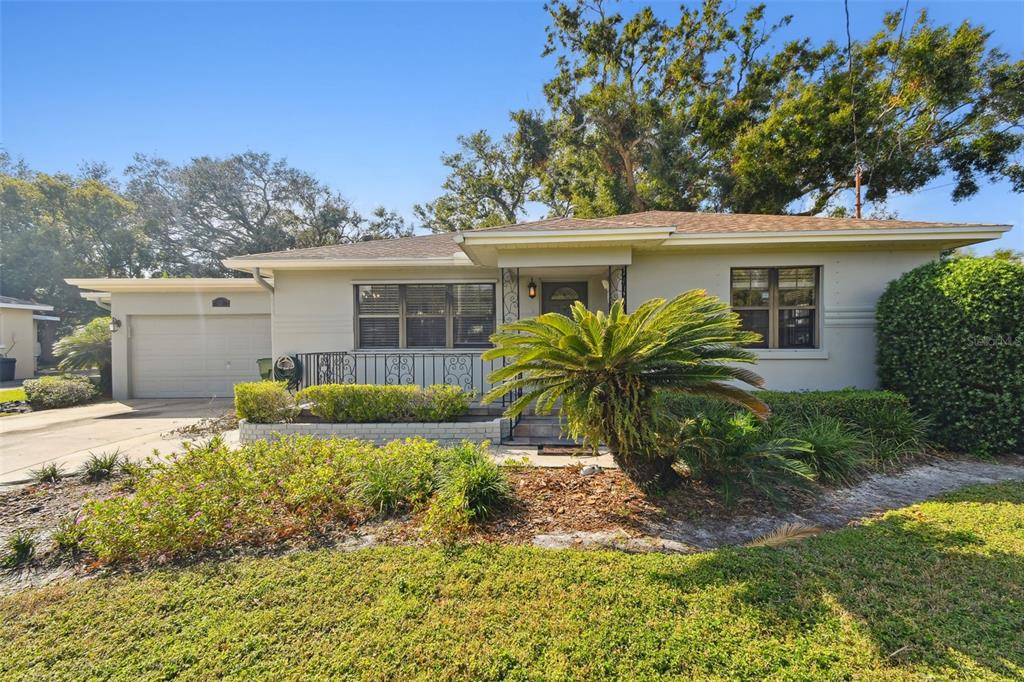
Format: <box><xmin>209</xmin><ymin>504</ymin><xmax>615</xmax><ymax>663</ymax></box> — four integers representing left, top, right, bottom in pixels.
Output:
<box><xmin>293</xmin><ymin>264</ymin><xmax>628</xmax><ymax>443</ymax></box>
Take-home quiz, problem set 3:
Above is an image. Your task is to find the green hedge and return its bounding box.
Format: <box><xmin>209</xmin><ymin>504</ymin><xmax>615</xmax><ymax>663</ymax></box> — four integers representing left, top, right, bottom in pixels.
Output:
<box><xmin>296</xmin><ymin>384</ymin><xmax>472</xmax><ymax>423</ymax></box>
<box><xmin>23</xmin><ymin>375</ymin><xmax>98</xmax><ymax>409</ymax></box>
<box><xmin>234</xmin><ymin>381</ymin><xmax>297</xmax><ymax>423</ymax></box>
<box><xmin>659</xmin><ymin>389</ymin><xmax>930</xmax><ymax>470</ymax></box>
<box><xmin>877</xmin><ymin>257</ymin><xmax>1024</xmax><ymax>454</ymax></box>
<box><xmin>758</xmin><ymin>389</ymin><xmax>911</xmax><ymax>425</ymax></box>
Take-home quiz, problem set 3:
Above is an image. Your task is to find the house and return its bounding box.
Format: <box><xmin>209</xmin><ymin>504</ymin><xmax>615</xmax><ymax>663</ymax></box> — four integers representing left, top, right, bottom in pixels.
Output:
<box><xmin>67</xmin><ymin>211</ymin><xmax>1010</xmax><ymax>405</ymax></box>
<box><xmin>0</xmin><ymin>295</ymin><xmax>59</xmax><ymax>380</ymax></box>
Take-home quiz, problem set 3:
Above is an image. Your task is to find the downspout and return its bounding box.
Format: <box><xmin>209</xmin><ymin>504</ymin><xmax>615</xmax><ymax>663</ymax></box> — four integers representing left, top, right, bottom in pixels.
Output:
<box><xmin>253</xmin><ymin>267</ymin><xmax>275</xmax><ymax>293</ymax></box>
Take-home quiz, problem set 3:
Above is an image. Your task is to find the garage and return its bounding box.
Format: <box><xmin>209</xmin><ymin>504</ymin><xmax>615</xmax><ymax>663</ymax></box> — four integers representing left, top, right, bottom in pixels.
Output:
<box><xmin>129</xmin><ymin>314</ymin><xmax>271</xmax><ymax>398</ymax></box>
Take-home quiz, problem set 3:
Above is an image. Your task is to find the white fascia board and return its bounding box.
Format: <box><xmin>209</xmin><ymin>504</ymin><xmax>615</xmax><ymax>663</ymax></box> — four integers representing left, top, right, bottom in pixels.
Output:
<box><xmin>661</xmin><ymin>225</ymin><xmax>1011</xmax><ymax>247</ymax></box>
<box><xmin>0</xmin><ymin>301</ymin><xmax>54</xmax><ymax>312</ymax></box>
<box><xmin>65</xmin><ymin>278</ymin><xmax>267</xmax><ymax>293</ymax></box>
<box><xmin>222</xmin><ymin>257</ymin><xmax>476</xmax><ymax>271</ymax></box>
<box><xmin>32</xmin><ymin>314</ymin><xmax>61</xmax><ymax>321</ymax></box>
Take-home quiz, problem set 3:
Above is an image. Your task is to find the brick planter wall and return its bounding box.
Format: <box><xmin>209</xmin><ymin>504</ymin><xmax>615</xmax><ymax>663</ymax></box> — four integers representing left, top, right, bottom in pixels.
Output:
<box><xmin>239</xmin><ymin>418</ymin><xmax>506</xmax><ymax>445</ymax></box>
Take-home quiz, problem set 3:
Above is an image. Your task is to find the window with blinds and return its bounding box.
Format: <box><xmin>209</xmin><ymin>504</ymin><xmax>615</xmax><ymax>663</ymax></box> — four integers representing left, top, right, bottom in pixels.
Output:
<box><xmin>355</xmin><ymin>283</ymin><xmax>496</xmax><ymax>349</ymax></box>
<box><xmin>731</xmin><ymin>267</ymin><xmax>820</xmax><ymax>349</ymax></box>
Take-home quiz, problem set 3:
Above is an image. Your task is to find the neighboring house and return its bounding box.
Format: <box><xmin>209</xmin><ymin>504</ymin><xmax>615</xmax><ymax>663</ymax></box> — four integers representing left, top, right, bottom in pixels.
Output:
<box><xmin>0</xmin><ymin>295</ymin><xmax>59</xmax><ymax>380</ymax></box>
<box><xmin>68</xmin><ymin>211</ymin><xmax>1010</xmax><ymax>406</ymax></box>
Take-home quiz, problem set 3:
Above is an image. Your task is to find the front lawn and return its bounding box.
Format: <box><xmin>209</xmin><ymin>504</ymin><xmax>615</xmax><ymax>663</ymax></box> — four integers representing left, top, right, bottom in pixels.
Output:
<box><xmin>3</xmin><ymin>482</ymin><xmax>1022</xmax><ymax>680</ymax></box>
<box><xmin>0</xmin><ymin>387</ymin><xmax>26</xmax><ymax>402</ymax></box>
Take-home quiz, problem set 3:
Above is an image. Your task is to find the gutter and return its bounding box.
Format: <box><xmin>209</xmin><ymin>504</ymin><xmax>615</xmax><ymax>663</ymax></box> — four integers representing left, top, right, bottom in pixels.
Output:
<box><xmin>253</xmin><ymin>267</ymin><xmax>275</xmax><ymax>294</ymax></box>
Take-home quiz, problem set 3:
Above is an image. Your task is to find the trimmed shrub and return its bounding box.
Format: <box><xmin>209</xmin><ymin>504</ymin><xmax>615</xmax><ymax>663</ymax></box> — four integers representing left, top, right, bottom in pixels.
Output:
<box><xmin>877</xmin><ymin>257</ymin><xmax>1024</xmax><ymax>454</ymax></box>
<box><xmin>296</xmin><ymin>383</ymin><xmax>472</xmax><ymax>423</ymax></box>
<box><xmin>23</xmin><ymin>375</ymin><xmax>98</xmax><ymax>409</ymax></box>
<box><xmin>759</xmin><ymin>390</ymin><xmax>911</xmax><ymax>426</ymax></box>
<box><xmin>234</xmin><ymin>381</ymin><xmax>297</xmax><ymax>423</ymax></box>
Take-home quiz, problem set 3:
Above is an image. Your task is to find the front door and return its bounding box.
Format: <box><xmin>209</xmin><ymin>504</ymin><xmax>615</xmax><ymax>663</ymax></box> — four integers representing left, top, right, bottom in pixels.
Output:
<box><xmin>541</xmin><ymin>281</ymin><xmax>588</xmax><ymax>316</ymax></box>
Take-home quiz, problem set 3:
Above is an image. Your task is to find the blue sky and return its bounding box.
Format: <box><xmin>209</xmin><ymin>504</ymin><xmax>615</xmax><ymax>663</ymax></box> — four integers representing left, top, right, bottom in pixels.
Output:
<box><xmin>2</xmin><ymin>0</ymin><xmax>1022</xmax><ymax>253</ymax></box>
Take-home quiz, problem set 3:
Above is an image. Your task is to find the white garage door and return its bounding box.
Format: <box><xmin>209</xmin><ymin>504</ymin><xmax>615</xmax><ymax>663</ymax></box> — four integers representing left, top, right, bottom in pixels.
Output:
<box><xmin>130</xmin><ymin>315</ymin><xmax>272</xmax><ymax>398</ymax></box>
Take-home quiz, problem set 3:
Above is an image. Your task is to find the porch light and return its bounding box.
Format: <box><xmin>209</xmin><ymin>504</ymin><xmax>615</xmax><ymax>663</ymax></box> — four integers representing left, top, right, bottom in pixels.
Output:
<box><xmin>527</xmin><ymin>280</ymin><xmax>537</xmax><ymax>298</ymax></box>
<box><xmin>109</xmin><ymin>317</ymin><xmax>122</xmax><ymax>333</ymax></box>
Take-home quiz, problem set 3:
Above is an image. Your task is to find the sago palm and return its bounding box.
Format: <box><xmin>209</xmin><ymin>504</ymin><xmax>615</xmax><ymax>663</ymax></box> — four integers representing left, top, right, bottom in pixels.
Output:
<box><xmin>482</xmin><ymin>291</ymin><xmax>768</xmax><ymax>490</ymax></box>
<box><xmin>54</xmin><ymin>316</ymin><xmax>112</xmax><ymax>395</ymax></box>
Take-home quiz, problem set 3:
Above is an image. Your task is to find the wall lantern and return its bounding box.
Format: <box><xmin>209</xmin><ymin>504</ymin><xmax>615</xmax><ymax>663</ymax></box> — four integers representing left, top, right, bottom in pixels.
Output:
<box><xmin>109</xmin><ymin>317</ymin><xmax>122</xmax><ymax>333</ymax></box>
<box><xmin>527</xmin><ymin>280</ymin><xmax>537</xmax><ymax>298</ymax></box>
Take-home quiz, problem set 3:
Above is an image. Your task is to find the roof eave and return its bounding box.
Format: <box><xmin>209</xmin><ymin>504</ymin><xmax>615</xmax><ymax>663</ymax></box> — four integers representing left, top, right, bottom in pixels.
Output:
<box><xmin>0</xmin><ymin>301</ymin><xmax>55</xmax><ymax>312</ymax></box>
<box><xmin>661</xmin><ymin>224</ymin><xmax>1011</xmax><ymax>247</ymax></box>
<box><xmin>222</xmin><ymin>256</ymin><xmax>477</xmax><ymax>272</ymax></box>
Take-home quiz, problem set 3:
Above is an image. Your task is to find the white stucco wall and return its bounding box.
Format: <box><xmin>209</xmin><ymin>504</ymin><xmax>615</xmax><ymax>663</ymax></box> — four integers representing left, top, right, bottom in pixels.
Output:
<box><xmin>627</xmin><ymin>246</ymin><xmax>940</xmax><ymax>390</ymax></box>
<box><xmin>0</xmin><ymin>308</ymin><xmax>37</xmax><ymax>380</ymax></box>
<box><xmin>108</xmin><ymin>290</ymin><xmax>271</xmax><ymax>400</ymax></box>
<box><xmin>270</xmin><ymin>267</ymin><xmax>498</xmax><ymax>357</ymax></box>
<box><xmin>268</xmin><ymin>245</ymin><xmax>939</xmax><ymax>391</ymax></box>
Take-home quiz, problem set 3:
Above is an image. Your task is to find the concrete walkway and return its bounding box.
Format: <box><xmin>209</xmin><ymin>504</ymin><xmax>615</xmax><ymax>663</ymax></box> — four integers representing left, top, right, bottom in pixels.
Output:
<box><xmin>492</xmin><ymin>444</ymin><xmax>615</xmax><ymax>469</ymax></box>
<box><xmin>0</xmin><ymin>399</ymin><xmax>234</xmax><ymax>484</ymax></box>
<box><xmin>536</xmin><ymin>455</ymin><xmax>1024</xmax><ymax>552</ymax></box>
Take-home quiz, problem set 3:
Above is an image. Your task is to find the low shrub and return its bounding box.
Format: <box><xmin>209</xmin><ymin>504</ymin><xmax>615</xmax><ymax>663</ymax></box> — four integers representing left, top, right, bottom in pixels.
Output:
<box><xmin>23</xmin><ymin>375</ymin><xmax>98</xmax><ymax>410</ymax></box>
<box><xmin>666</xmin><ymin>398</ymin><xmax>815</xmax><ymax>506</ymax></box>
<box><xmin>29</xmin><ymin>462</ymin><xmax>65</xmax><ymax>484</ymax></box>
<box><xmin>78</xmin><ymin>451</ymin><xmax>123</xmax><ymax>482</ymax></box>
<box><xmin>234</xmin><ymin>381</ymin><xmax>297</xmax><ymax>423</ymax></box>
<box><xmin>78</xmin><ymin>436</ymin><xmax>505</xmax><ymax>563</ymax></box>
<box><xmin>346</xmin><ymin>440</ymin><xmax>441</xmax><ymax>514</ymax></box>
<box><xmin>296</xmin><ymin>383</ymin><xmax>473</xmax><ymax>423</ymax></box>
<box><xmin>52</xmin><ymin>516</ymin><xmax>85</xmax><ymax>555</ymax></box>
<box><xmin>784</xmin><ymin>415</ymin><xmax>867</xmax><ymax>485</ymax></box>
<box><xmin>435</xmin><ymin>442</ymin><xmax>510</xmax><ymax>520</ymax></box>
<box><xmin>423</xmin><ymin>442</ymin><xmax>510</xmax><ymax>543</ymax></box>
<box><xmin>759</xmin><ymin>389</ymin><xmax>911</xmax><ymax>426</ymax></box>
<box><xmin>2</xmin><ymin>531</ymin><xmax>36</xmax><ymax>568</ymax></box>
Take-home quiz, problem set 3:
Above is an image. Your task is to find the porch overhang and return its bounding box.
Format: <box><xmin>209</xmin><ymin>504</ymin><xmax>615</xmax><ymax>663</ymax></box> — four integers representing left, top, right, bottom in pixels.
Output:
<box><xmin>455</xmin><ymin>227</ymin><xmax>672</xmax><ymax>266</ymax></box>
<box><xmin>495</xmin><ymin>246</ymin><xmax>631</xmax><ymax>269</ymax></box>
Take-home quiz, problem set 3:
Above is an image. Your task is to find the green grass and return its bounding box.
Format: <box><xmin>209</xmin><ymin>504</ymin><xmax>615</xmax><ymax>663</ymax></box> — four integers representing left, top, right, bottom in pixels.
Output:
<box><xmin>0</xmin><ymin>387</ymin><xmax>26</xmax><ymax>402</ymax></box>
<box><xmin>3</xmin><ymin>483</ymin><xmax>1023</xmax><ymax>680</ymax></box>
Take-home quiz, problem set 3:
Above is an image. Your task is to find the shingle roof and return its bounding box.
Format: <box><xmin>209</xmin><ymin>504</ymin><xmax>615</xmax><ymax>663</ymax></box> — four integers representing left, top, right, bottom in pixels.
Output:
<box><xmin>0</xmin><ymin>295</ymin><xmax>53</xmax><ymax>310</ymax></box>
<box><xmin>238</xmin><ymin>233</ymin><xmax>465</xmax><ymax>260</ymax></box>
<box><xmin>232</xmin><ymin>211</ymin><xmax>1006</xmax><ymax>261</ymax></box>
<box><xmin>470</xmin><ymin>210</ymin><xmax>1006</xmax><ymax>234</ymax></box>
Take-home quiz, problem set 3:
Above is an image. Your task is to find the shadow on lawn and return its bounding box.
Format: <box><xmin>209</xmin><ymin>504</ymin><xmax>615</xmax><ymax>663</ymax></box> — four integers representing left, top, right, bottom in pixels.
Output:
<box><xmin>648</xmin><ymin>492</ymin><xmax>1024</xmax><ymax>678</ymax></box>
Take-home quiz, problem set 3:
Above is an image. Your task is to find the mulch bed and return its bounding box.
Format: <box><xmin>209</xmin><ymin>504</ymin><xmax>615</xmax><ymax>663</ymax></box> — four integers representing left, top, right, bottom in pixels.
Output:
<box><xmin>472</xmin><ymin>465</ymin><xmax>769</xmax><ymax>542</ymax></box>
<box><xmin>0</xmin><ymin>478</ymin><xmax>118</xmax><ymax>544</ymax></box>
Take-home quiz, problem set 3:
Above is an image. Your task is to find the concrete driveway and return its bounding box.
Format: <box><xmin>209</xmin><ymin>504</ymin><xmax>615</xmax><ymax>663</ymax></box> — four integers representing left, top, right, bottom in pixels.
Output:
<box><xmin>0</xmin><ymin>399</ymin><xmax>235</xmax><ymax>484</ymax></box>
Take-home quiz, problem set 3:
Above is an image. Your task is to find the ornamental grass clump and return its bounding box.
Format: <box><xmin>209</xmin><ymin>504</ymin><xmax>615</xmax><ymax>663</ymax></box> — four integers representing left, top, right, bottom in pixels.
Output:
<box><xmin>483</xmin><ymin>292</ymin><xmax>767</xmax><ymax>491</ymax></box>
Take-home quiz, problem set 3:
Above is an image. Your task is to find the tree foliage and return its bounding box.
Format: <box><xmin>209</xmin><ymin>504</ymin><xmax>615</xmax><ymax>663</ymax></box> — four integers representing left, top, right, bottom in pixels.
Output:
<box><xmin>126</xmin><ymin>151</ymin><xmax>411</xmax><ymax>275</ymax></box>
<box><xmin>482</xmin><ymin>292</ymin><xmax>766</xmax><ymax>490</ymax></box>
<box><xmin>422</xmin><ymin>1</ymin><xmax>1023</xmax><ymax>226</ymax></box>
<box><xmin>414</xmin><ymin>113</ymin><xmax>550</xmax><ymax>232</ymax></box>
<box><xmin>0</xmin><ymin>151</ymin><xmax>410</xmax><ymax>326</ymax></box>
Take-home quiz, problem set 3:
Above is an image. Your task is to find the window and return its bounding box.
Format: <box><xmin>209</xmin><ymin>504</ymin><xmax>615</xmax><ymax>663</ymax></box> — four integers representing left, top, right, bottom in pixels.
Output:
<box><xmin>355</xmin><ymin>283</ymin><xmax>496</xmax><ymax>349</ymax></box>
<box><xmin>731</xmin><ymin>267</ymin><xmax>819</xmax><ymax>349</ymax></box>
<box><xmin>211</xmin><ymin>297</ymin><xmax>231</xmax><ymax>308</ymax></box>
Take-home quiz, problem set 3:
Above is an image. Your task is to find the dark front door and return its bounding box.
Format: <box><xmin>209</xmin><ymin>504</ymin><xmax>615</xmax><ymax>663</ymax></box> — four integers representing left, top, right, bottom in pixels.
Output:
<box><xmin>541</xmin><ymin>281</ymin><xmax>588</xmax><ymax>316</ymax></box>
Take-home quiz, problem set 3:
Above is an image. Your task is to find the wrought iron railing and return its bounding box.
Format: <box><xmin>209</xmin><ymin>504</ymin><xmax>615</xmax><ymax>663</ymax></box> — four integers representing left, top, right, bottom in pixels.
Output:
<box><xmin>295</xmin><ymin>351</ymin><xmax>508</xmax><ymax>403</ymax></box>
